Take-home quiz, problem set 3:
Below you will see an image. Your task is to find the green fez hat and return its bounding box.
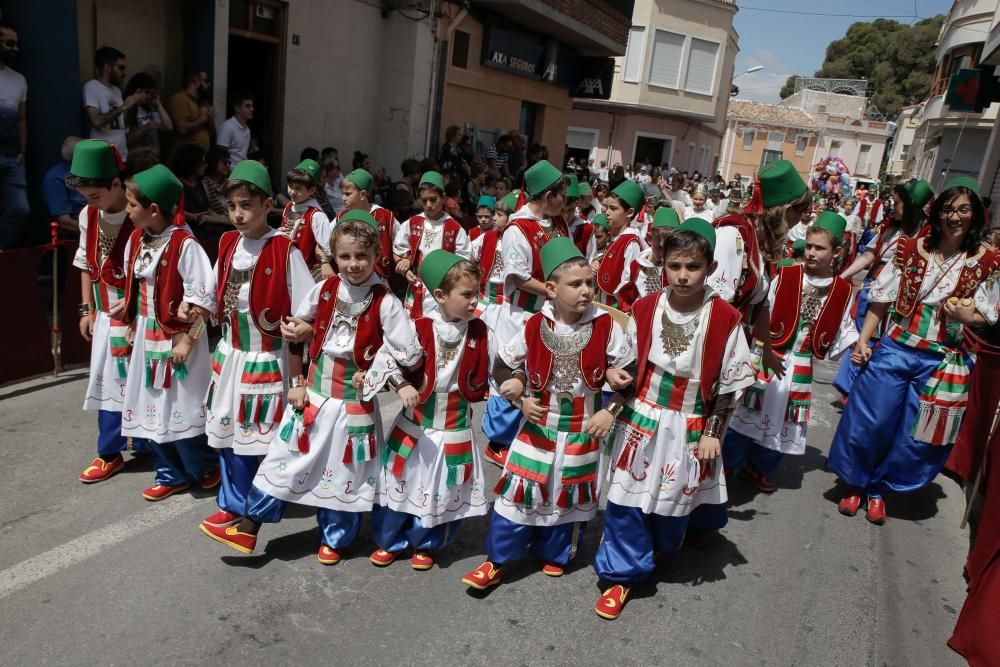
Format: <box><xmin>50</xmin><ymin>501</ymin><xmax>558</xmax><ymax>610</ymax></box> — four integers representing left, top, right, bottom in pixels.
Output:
<box><xmin>611</xmin><ymin>179</ymin><xmax>644</xmax><ymax>212</ymax></box>
<box><xmin>477</xmin><ymin>195</ymin><xmax>496</xmax><ymax>210</ymax></box>
<box><xmin>501</xmin><ymin>191</ymin><xmax>520</xmax><ymax>211</ymax></box>
<box><xmin>578</xmin><ymin>181</ymin><xmax>593</xmax><ymax>197</ymax></box>
<box><xmin>652</xmin><ymin>206</ymin><xmax>681</xmax><ymax>229</ymax></box>
<box><xmin>344</xmin><ymin>168</ymin><xmax>374</xmax><ymax>192</ymax></box>
<box><xmin>339</xmin><ymin>208</ymin><xmax>379</xmax><ymax>232</ymax></box>
<box><xmin>906</xmin><ymin>180</ymin><xmax>935</xmax><ymax>208</ymax></box>
<box><xmin>295</xmin><ymin>159</ymin><xmax>321</xmax><ymax>183</ymax></box>
<box><xmin>592</xmin><ymin>213</ymin><xmax>609</xmax><ymax>230</ymax></box>
<box><xmin>776</xmin><ymin>257</ymin><xmax>797</xmax><ymax>268</ymax></box>
<box><xmin>420</xmin><ymin>249</ymin><xmax>465</xmax><ymax>292</ymax></box>
<box><xmin>524</xmin><ymin>160</ymin><xmax>562</xmax><ymax>197</ymax></box>
<box><xmin>813</xmin><ymin>211</ymin><xmax>847</xmax><ymax>240</ymax></box>
<box><xmin>229</xmin><ymin>160</ymin><xmax>273</xmax><ymax>196</ymax></box>
<box><xmin>70</xmin><ymin>139</ymin><xmax>122</xmax><ymax>180</ymax></box>
<box><xmin>419</xmin><ymin>171</ymin><xmax>446</xmax><ymax>193</ymax></box>
<box><xmin>678</xmin><ymin>217</ymin><xmax>716</xmax><ymax>251</ymax></box>
<box><xmin>792</xmin><ymin>238</ymin><xmax>806</xmax><ymax>257</ymax></box>
<box><xmin>133</xmin><ymin>164</ymin><xmax>183</xmax><ymax>213</ymax></box>
<box><xmin>541</xmin><ymin>237</ymin><xmax>585</xmax><ymax>279</ymax></box>
<box><xmin>943</xmin><ymin>176</ymin><xmax>981</xmax><ymax>197</ymax></box>
<box><xmin>563</xmin><ymin>173</ymin><xmax>580</xmax><ymax>199</ymax></box>
<box><xmin>758</xmin><ymin>160</ymin><xmax>808</xmax><ymax>209</ymax></box>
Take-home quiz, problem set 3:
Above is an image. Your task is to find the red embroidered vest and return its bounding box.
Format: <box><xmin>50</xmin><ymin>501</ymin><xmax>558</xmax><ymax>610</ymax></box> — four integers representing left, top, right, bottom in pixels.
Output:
<box><xmin>507</xmin><ymin>216</ymin><xmax>554</xmax><ymax>283</ymax></box>
<box><xmin>523</xmin><ymin>312</ymin><xmax>613</xmax><ymax>393</ymax></box>
<box><xmin>414</xmin><ymin>317</ymin><xmax>489</xmax><ymax>403</ymax></box>
<box><xmin>407</xmin><ymin>215</ymin><xmax>462</xmax><ymax>269</ymax></box>
<box><xmin>84</xmin><ymin>205</ymin><xmax>134</xmax><ymax>291</ymax></box>
<box><xmin>572</xmin><ymin>221</ymin><xmax>595</xmax><ymax>256</ymax></box>
<box><xmin>597</xmin><ymin>232</ymin><xmax>641</xmax><ymax>296</ymax></box>
<box><xmin>713</xmin><ymin>213</ymin><xmax>762</xmax><ymax>315</ymax></box>
<box><xmin>632</xmin><ymin>293</ymin><xmax>742</xmax><ymax>407</ymax></box>
<box><xmin>309</xmin><ymin>275</ymin><xmax>388</xmax><ymax>369</ymax></box>
<box><xmin>769</xmin><ymin>264</ymin><xmax>853</xmax><ymax>359</ymax></box>
<box><xmin>216</xmin><ymin>231</ymin><xmax>295</xmax><ymax>338</ymax></box>
<box><xmin>858</xmin><ymin>198</ymin><xmax>881</xmax><ymax>226</ymax></box>
<box><xmin>121</xmin><ymin>228</ymin><xmax>192</xmax><ymax>335</ymax></box>
<box><xmin>479</xmin><ymin>230</ymin><xmax>501</xmax><ymax>290</ymax></box>
<box><xmin>282</xmin><ymin>203</ymin><xmax>320</xmax><ymax>268</ymax></box>
<box><xmin>469</xmin><ymin>227</ymin><xmax>483</xmax><ymax>242</ymax></box>
<box><xmin>893</xmin><ymin>237</ymin><xmax>1000</xmax><ymax>319</ymax></box>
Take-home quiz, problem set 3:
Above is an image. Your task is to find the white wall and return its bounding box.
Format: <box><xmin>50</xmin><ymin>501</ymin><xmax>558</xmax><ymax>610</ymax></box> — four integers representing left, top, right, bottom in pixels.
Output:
<box><xmin>813</xmin><ymin>128</ymin><xmax>888</xmax><ymax>179</ymax></box>
<box><xmin>933</xmin><ymin>127</ymin><xmax>994</xmax><ymax>188</ymax></box>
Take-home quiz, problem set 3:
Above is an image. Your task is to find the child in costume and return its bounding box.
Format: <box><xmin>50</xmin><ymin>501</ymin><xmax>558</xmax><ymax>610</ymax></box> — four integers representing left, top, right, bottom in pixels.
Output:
<box><xmin>470</xmin><ymin>191</ymin><xmax>516</xmax><ymax>323</ymax></box>
<box><xmin>593</xmin><ymin>218</ymin><xmax>755</xmax><ymax>620</ymax></box>
<box><xmin>724</xmin><ymin>213</ymin><xmax>859</xmax><ymax>493</ymax></box>
<box><xmin>481</xmin><ymin>161</ymin><xmax>567</xmax><ymax>468</ymax></box>
<box><xmin>832</xmin><ymin>181</ymin><xmax>933</xmax><ymax>399</ymax></box>
<box><xmin>198</xmin><ymin>160</ymin><xmax>314</xmax><ymax>533</ymax></box>
<box><xmin>280</xmin><ymin>158</ymin><xmax>334</xmax><ymax>279</ymax></box>
<box><xmin>69</xmin><ymin>140</ymin><xmax>142</xmax><ymax>483</ymax></box>
<box><xmin>595</xmin><ymin>180</ymin><xmax>646</xmax><ymax>312</ymax></box>
<box><xmin>683</xmin><ymin>185</ymin><xmax>710</xmax><ymax>221</ymax></box>
<box><xmin>201</xmin><ymin>210</ymin><xmax>422</xmax><ymax>563</ymax></box>
<box><xmin>366</xmin><ymin>251</ymin><xmax>490</xmax><ymax>570</ymax></box>
<box><xmin>590</xmin><ymin>213</ymin><xmax>610</xmax><ymax>273</ymax></box>
<box><xmin>469</xmin><ymin>195</ymin><xmax>495</xmax><ymax>241</ymax></box>
<box><xmin>618</xmin><ymin>206</ymin><xmax>680</xmax><ymax>310</ymax></box>
<box><xmin>117</xmin><ymin>165</ymin><xmax>219</xmax><ymax>500</ymax></box>
<box><xmin>564</xmin><ymin>175</ymin><xmax>597</xmax><ymax>262</ymax></box>
<box><xmin>393</xmin><ymin>171</ymin><xmax>471</xmax><ymax>318</ymax></box>
<box><xmin>578</xmin><ymin>181</ymin><xmax>600</xmax><ymax>221</ymax></box>
<box><xmin>828</xmin><ymin>178</ymin><xmax>1000</xmax><ymax>525</ymax></box>
<box><xmin>462</xmin><ymin>237</ymin><xmax>633</xmax><ymax>590</ymax></box>
<box><xmin>339</xmin><ymin>168</ymin><xmax>399</xmax><ymax>285</ymax></box>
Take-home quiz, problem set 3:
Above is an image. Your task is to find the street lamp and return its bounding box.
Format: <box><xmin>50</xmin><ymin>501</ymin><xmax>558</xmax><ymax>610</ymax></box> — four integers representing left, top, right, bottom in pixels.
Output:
<box><xmin>730</xmin><ymin>66</ymin><xmax>765</xmax><ymax>96</ymax></box>
<box><xmin>733</xmin><ymin>65</ymin><xmax>765</xmax><ymax>80</ymax></box>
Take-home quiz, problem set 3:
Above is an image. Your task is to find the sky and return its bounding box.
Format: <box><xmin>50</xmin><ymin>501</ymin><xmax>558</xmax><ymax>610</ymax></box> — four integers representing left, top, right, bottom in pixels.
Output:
<box><xmin>732</xmin><ymin>0</ymin><xmax>955</xmax><ymax>103</ymax></box>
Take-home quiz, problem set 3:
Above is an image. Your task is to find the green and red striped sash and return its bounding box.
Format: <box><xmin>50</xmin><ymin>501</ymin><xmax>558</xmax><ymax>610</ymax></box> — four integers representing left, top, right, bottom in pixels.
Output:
<box><xmin>108</xmin><ymin>324</ymin><xmax>130</xmax><ymax>379</ymax></box>
<box><xmin>308</xmin><ymin>355</ymin><xmax>359</xmax><ymax>400</ymax></box>
<box><xmin>142</xmin><ymin>317</ymin><xmax>185</xmax><ymax>388</ymax></box>
<box><xmin>743</xmin><ymin>348</ymin><xmax>814</xmax><ymax>423</ymax></box>
<box><xmin>408</xmin><ymin>392</ymin><xmax>470</xmax><ymax>431</ymax></box>
<box><xmin>636</xmin><ymin>366</ymin><xmax>705</xmax><ymax>415</ymax></box>
<box><xmin>511</xmin><ymin>288</ymin><xmax>543</xmax><ymax>313</ymax></box>
<box><xmin>304</xmin><ymin>354</ymin><xmax>376</xmax><ymax>461</ymax></box>
<box><xmin>383</xmin><ymin>411</ymin><xmax>475</xmax><ymax>488</ymax></box>
<box><xmin>224</xmin><ymin>311</ymin><xmax>282</xmax><ymax>353</ymax></box>
<box><xmin>91</xmin><ymin>281</ymin><xmax>124</xmax><ymax>315</ymax></box>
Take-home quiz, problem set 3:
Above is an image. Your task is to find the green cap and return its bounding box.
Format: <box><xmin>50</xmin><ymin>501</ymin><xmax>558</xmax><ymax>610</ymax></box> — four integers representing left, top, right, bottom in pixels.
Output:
<box><xmin>592</xmin><ymin>213</ymin><xmax>609</xmax><ymax>231</ymax></box>
<box><xmin>776</xmin><ymin>257</ymin><xmax>797</xmax><ymax>268</ymax></box>
<box><xmin>563</xmin><ymin>173</ymin><xmax>580</xmax><ymax>199</ymax></box>
<box><xmin>906</xmin><ymin>180</ymin><xmax>935</xmax><ymax>208</ymax></box>
<box><xmin>419</xmin><ymin>171</ymin><xmax>445</xmax><ymax>193</ymax></box>
<box><xmin>70</xmin><ymin>139</ymin><xmax>121</xmax><ymax>179</ymax></box>
<box><xmin>344</xmin><ymin>168</ymin><xmax>374</xmax><ymax>192</ymax></box>
<box><xmin>500</xmin><ymin>191</ymin><xmax>520</xmax><ymax>212</ymax></box>
<box><xmin>758</xmin><ymin>160</ymin><xmax>808</xmax><ymax>209</ymax></box>
<box><xmin>229</xmin><ymin>160</ymin><xmax>273</xmax><ymax>196</ymax></box>
<box><xmin>942</xmin><ymin>176</ymin><xmax>980</xmax><ymax>197</ymax></box>
<box><xmin>611</xmin><ymin>179</ymin><xmax>644</xmax><ymax>212</ymax></box>
<box><xmin>652</xmin><ymin>206</ymin><xmax>681</xmax><ymax>229</ymax></box>
<box><xmin>477</xmin><ymin>195</ymin><xmax>496</xmax><ymax>211</ymax></box>
<box><xmin>420</xmin><ymin>249</ymin><xmax>465</xmax><ymax>292</ymax></box>
<box><xmin>578</xmin><ymin>181</ymin><xmax>593</xmax><ymax>197</ymax></box>
<box><xmin>339</xmin><ymin>208</ymin><xmax>378</xmax><ymax>232</ymax></box>
<box><xmin>540</xmin><ymin>237</ymin><xmax>585</xmax><ymax>279</ymax></box>
<box><xmin>524</xmin><ymin>160</ymin><xmax>563</xmax><ymax>197</ymax></box>
<box><xmin>295</xmin><ymin>159</ymin><xmax>321</xmax><ymax>183</ymax></box>
<box><xmin>133</xmin><ymin>164</ymin><xmax>183</xmax><ymax>213</ymax></box>
<box><xmin>678</xmin><ymin>217</ymin><xmax>716</xmax><ymax>251</ymax></box>
<box><xmin>813</xmin><ymin>211</ymin><xmax>847</xmax><ymax>240</ymax></box>
<box><xmin>792</xmin><ymin>238</ymin><xmax>806</xmax><ymax>257</ymax></box>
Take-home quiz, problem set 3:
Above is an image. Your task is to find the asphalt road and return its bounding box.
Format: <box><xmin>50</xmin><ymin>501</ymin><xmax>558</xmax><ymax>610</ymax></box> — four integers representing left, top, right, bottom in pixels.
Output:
<box><xmin>0</xmin><ymin>361</ymin><xmax>970</xmax><ymax>666</ymax></box>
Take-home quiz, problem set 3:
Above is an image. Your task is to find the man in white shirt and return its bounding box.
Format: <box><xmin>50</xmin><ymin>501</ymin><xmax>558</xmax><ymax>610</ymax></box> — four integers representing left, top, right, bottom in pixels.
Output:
<box><xmin>216</xmin><ymin>91</ymin><xmax>253</xmax><ymax>165</ymax></box>
<box><xmin>0</xmin><ymin>20</ymin><xmax>28</xmax><ymax>249</ymax></box>
<box><xmin>83</xmin><ymin>46</ymin><xmax>144</xmax><ymax>161</ymax></box>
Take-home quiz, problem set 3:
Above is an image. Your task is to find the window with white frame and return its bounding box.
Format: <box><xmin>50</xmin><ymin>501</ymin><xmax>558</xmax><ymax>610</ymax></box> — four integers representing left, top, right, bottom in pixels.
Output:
<box><xmin>830</xmin><ymin>139</ymin><xmax>842</xmax><ymax>156</ymax></box>
<box><xmin>686</xmin><ymin>142</ymin><xmax>696</xmax><ymax>170</ymax></box>
<box><xmin>900</xmin><ymin>143</ymin><xmax>911</xmax><ymax>161</ymax></box>
<box><xmin>699</xmin><ymin>145</ymin><xmax>711</xmax><ymax>174</ymax></box>
<box><xmin>742</xmin><ymin>129</ymin><xmax>755</xmax><ymax>150</ymax></box>
<box><xmin>623</xmin><ymin>27</ymin><xmax>646</xmax><ymax>83</ymax></box>
<box><xmin>685</xmin><ymin>38</ymin><xmax>719</xmax><ymax>95</ymax></box>
<box><xmin>767</xmin><ymin>131</ymin><xmax>784</xmax><ymax>151</ymax></box>
<box><xmin>648</xmin><ymin>30</ymin><xmax>685</xmax><ymax>89</ymax></box>
<box><xmin>795</xmin><ymin>135</ymin><xmax>809</xmax><ymax>156</ymax></box>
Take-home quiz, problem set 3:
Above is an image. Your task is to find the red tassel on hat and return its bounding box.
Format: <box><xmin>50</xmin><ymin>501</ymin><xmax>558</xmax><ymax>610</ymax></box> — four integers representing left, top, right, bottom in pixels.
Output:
<box><xmin>636</xmin><ymin>205</ymin><xmax>646</xmax><ymax>222</ymax></box>
<box><xmin>515</xmin><ymin>189</ymin><xmax>527</xmax><ymax>210</ymax></box>
<box><xmin>743</xmin><ymin>180</ymin><xmax>764</xmax><ymax>216</ymax></box>
<box><xmin>172</xmin><ymin>191</ymin><xmax>186</xmax><ymax>227</ymax></box>
<box><xmin>109</xmin><ymin>144</ymin><xmax>126</xmax><ymax>173</ymax></box>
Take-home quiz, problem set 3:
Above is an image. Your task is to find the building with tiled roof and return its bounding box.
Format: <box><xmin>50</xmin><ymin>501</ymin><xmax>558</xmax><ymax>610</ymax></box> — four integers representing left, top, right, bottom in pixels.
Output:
<box><xmin>719</xmin><ymin>100</ymin><xmax>821</xmax><ymax>184</ymax></box>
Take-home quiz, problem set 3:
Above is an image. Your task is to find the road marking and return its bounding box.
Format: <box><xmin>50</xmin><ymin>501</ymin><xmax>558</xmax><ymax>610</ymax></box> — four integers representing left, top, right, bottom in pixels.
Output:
<box><xmin>0</xmin><ymin>494</ymin><xmax>201</xmax><ymax>600</ymax></box>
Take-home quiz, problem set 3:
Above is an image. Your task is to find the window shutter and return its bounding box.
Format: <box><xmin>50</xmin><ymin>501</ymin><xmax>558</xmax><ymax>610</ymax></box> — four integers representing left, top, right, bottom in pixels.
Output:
<box><xmin>685</xmin><ymin>38</ymin><xmax>718</xmax><ymax>94</ymax></box>
<box><xmin>623</xmin><ymin>27</ymin><xmax>646</xmax><ymax>83</ymax></box>
<box><xmin>649</xmin><ymin>30</ymin><xmax>684</xmax><ymax>89</ymax></box>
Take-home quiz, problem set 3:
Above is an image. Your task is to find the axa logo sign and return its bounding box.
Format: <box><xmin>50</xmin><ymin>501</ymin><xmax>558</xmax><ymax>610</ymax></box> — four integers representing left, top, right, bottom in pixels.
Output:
<box><xmin>576</xmin><ymin>77</ymin><xmax>605</xmax><ymax>97</ymax></box>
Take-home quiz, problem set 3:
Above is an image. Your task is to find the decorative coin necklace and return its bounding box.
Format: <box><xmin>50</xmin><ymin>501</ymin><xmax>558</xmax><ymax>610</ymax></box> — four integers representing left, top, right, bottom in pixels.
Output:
<box><xmin>659</xmin><ymin>303</ymin><xmax>703</xmax><ymax>357</ymax></box>
<box><xmin>540</xmin><ymin>320</ymin><xmax>593</xmax><ymax>395</ymax></box>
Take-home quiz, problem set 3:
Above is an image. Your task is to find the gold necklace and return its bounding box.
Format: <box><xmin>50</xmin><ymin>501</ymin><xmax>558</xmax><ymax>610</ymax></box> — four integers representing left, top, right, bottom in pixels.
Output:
<box><xmin>659</xmin><ymin>305</ymin><xmax>703</xmax><ymax>357</ymax></box>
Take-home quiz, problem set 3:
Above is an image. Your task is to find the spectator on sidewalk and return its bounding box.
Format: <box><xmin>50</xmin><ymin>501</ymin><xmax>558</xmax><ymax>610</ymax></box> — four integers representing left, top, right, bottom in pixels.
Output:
<box><xmin>124</xmin><ymin>72</ymin><xmax>172</xmax><ymax>159</ymax></box>
<box><xmin>43</xmin><ymin>136</ymin><xmax>87</xmax><ymax>232</ymax></box>
<box><xmin>0</xmin><ymin>20</ymin><xmax>28</xmax><ymax>249</ymax></box>
<box><xmin>202</xmin><ymin>145</ymin><xmax>231</xmax><ymax>218</ymax></box>
<box><xmin>83</xmin><ymin>46</ymin><xmax>140</xmax><ymax>161</ymax></box>
<box><xmin>216</xmin><ymin>91</ymin><xmax>253</xmax><ymax>165</ymax></box>
<box><xmin>167</xmin><ymin>70</ymin><xmax>214</xmax><ymax>155</ymax></box>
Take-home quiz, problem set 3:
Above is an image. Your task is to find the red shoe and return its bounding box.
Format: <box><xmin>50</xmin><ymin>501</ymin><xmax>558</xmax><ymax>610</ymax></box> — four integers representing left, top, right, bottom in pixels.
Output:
<box><xmin>838</xmin><ymin>491</ymin><xmax>863</xmax><ymax>516</ymax></box>
<box><xmin>142</xmin><ymin>482</ymin><xmax>190</xmax><ymax>501</ymax></box>
<box><xmin>79</xmin><ymin>455</ymin><xmax>124</xmax><ymax>484</ymax></box>
<box><xmin>201</xmin><ymin>510</ymin><xmax>240</xmax><ymax>529</ymax></box>
<box><xmin>542</xmin><ymin>562</ymin><xmax>564</xmax><ymax>577</ymax></box>
<box><xmin>484</xmin><ymin>445</ymin><xmax>508</xmax><ymax>468</ymax></box>
<box><xmin>199</xmin><ymin>465</ymin><xmax>222</xmax><ymax>490</ymax></box>
<box><xmin>318</xmin><ymin>545</ymin><xmax>342</xmax><ymax>565</ymax></box>
<box><xmin>411</xmin><ymin>551</ymin><xmax>434</xmax><ymax>571</ymax></box>
<box><xmin>595</xmin><ymin>584</ymin><xmax>630</xmax><ymax>620</ymax></box>
<box><xmin>865</xmin><ymin>497</ymin><xmax>887</xmax><ymax>525</ymax></box>
<box><xmin>370</xmin><ymin>548</ymin><xmax>398</xmax><ymax>567</ymax></box>
<box><xmin>740</xmin><ymin>465</ymin><xmax>777</xmax><ymax>494</ymax></box>
<box><xmin>199</xmin><ymin>522</ymin><xmax>257</xmax><ymax>554</ymax></box>
<box><xmin>462</xmin><ymin>561</ymin><xmax>502</xmax><ymax>590</ymax></box>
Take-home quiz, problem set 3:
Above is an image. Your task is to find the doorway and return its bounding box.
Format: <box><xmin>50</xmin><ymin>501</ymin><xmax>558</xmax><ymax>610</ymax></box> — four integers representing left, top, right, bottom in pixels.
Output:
<box><xmin>632</xmin><ymin>133</ymin><xmax>674</xmax><ymax>170</ymax></box>
<box><xmin>227</xmin><ymin>0</ymin><xmax>286</xmax><ymax>173</ymax></box>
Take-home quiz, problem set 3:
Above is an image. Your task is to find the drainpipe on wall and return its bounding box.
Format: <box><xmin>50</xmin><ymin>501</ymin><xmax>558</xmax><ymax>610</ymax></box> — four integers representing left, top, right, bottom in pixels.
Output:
<box><xmin>422</xmin><ymin>0</ymin><xmax>443</xmax><ymax>157</ymax></box>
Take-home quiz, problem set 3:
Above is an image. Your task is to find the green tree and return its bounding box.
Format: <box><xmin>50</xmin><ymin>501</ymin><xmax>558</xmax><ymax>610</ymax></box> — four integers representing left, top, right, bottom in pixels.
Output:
<box><xmin>778</xmin><ymin>15</ymin><xmax>944</xmax><ymax>118</ymax></box>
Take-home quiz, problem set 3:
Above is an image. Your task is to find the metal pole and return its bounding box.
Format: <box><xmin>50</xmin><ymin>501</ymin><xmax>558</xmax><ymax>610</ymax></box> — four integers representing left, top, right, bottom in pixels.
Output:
<box><xmin>49</xmin><ymin>221</ymin><xmax>62</xmax><ymax>377</ymax></box>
